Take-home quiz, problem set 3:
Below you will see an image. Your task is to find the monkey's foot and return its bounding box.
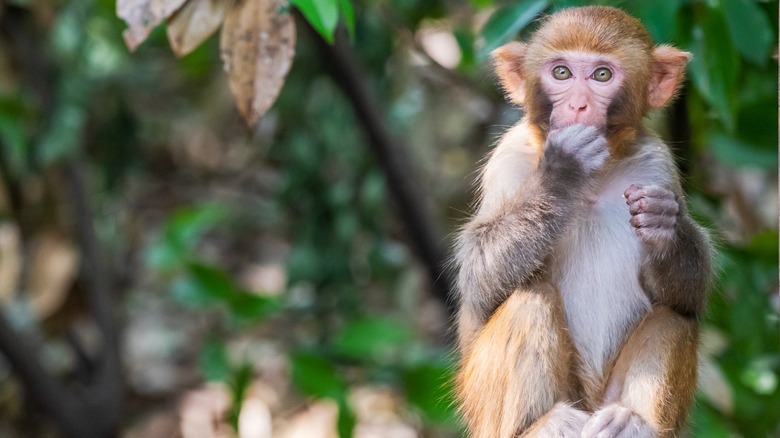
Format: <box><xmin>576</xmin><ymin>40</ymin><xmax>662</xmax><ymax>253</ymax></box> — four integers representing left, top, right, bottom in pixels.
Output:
<box><xmin>581</xmin><ymin>404</ymin><xmax>655</xmax><ymax>438</ymax></box>
<box><xmin>521</xmin><ymin>402</ymin><xmax>588</xmax><ymax>437</ymax></box>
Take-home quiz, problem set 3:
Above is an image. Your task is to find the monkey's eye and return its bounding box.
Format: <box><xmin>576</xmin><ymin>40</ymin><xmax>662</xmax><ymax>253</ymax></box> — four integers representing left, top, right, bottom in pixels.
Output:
<box><xmin>552</xmin><ymin>66</ymin><xmax>572</xmax><ymax>80</ymax></box>
<box><xmin>592</xmin><ymin>67</ymin><xmax>613</xmax><ymax>82</ymax></box>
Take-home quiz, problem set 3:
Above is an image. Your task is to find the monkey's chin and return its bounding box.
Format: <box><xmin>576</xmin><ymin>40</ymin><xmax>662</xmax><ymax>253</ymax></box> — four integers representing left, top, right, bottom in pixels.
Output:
<box><xmin>550</xmin><ymin>120</ymin><xmax>607</xmax><ymax>132</ymax></box>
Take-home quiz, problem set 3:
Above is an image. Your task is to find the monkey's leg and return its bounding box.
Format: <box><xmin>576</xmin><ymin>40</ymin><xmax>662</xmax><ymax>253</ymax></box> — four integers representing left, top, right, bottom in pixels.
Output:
<box><xmin>457</xmin><ymin>284</ymin><xmax>583</xmax><ymax>438</ymax></box>
<box><xmin>583</xmin><ymin>305</ymin><xmax>698</xmax><ymax>438</ymax></box>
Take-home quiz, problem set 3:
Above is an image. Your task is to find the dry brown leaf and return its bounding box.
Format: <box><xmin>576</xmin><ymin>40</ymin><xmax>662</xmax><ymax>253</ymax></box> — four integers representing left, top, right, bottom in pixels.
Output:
<box><xmin>166</xmin><ymin>0</ymin><xmax>233</xmax><ymax>57</ymax></box>
<box><xmin>698</xmin><ymin>356</ymin><xmax>734</xmax><ymax>414</ymax></box>
<box><xmin>180</xmin><ymin>383</ymin><xmax>233</xmax><ymax>438</ymax></box>
<box><xmin>25</xmin><ymin>230</ymin><xmax>78</xmax><ymax>319</ymax></box>
<box><xmin>220</xmin><ymin>0</ymin><xmax>295</xmax><ymax>127</ymax></box>
<box><xmin>0</xmin><ymin>222</ymin><xmax>21</xmax><ymax>305</ymax></box>
<box><xmin>275</xmin><ymin>400</ymin><xmax>339</xmax><ymax>438</ymax></box>
<box><xmin>237</xmin><ymin>397</ymin><xmax>272</xmax><ymax>438</ymax></box>
<box><xmin>117</xmin><ymin>0</ymin><xmax>190</xmax><ymax>51</ymax></box>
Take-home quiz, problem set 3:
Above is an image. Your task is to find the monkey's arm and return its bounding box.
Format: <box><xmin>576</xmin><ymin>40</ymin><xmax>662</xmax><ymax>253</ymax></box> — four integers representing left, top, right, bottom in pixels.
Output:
<box><xmin>625</xmin><ymin>184</ymin><xmax>713</xmax><ymax>317</ymax></box>
<box><xmin>456</xmin><ymin>125</ymin><xmax>607</xmax><ymax>342</ymax></box>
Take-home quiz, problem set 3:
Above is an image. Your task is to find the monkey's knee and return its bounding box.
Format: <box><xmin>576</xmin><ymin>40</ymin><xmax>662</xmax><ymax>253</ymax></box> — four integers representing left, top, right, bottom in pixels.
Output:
<box><xmin>603</xmin><ymin>305</ymin><xmax>698</xmax><ymax>436</ymax></box>
<box><xmin>457</xmin><ymin>285</ymin><xmax>573</xmax><ymax>437</ymax></box>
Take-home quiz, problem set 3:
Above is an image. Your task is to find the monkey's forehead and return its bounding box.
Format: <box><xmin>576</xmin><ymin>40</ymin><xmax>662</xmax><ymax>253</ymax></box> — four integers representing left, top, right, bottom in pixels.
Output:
<box><xmin>534</xmin><ymin>50</ymin><xmax>621</xmax><ymax>65</ymax></box>
<box><xmin>528</xmin><ymin>6</ymin><xmax>653</xmax><ymax>57</ymax></box>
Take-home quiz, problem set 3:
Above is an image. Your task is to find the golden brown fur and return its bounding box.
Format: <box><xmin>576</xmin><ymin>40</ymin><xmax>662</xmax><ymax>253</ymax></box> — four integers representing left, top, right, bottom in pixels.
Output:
<box><xmin>458</xmin><ymin>283</ymin><xmax>575</xmax><ymax>436</ymax></box>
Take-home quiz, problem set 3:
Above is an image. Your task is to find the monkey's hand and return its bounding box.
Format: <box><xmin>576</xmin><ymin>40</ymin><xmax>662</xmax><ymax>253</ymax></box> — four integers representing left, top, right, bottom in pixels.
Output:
<box><xmin>581</xmin><ymin>404</ymin><xmax>655</xmax><ymax>438</ymax></box>
<box><xmin>544</xmin><ymin>124</ymin><xmax>609</xmax><ymax>178</ymax></box>
<box><xmin>625</xmin><ymin>184</ymin><xmax>679</xmax><ymax>249</ymax></box>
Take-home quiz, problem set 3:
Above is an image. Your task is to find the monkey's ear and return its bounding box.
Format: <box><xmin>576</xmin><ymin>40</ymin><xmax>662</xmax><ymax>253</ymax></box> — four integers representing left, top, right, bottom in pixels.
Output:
<box><xmin>648</xmin><ymin>45</ymin><xmax>692</xmax><ymax>108</ymax></box>
<box><xmin>493</xmin><ymin>42</ymin><xmax>527</xmax><ymax>105</ymax></box>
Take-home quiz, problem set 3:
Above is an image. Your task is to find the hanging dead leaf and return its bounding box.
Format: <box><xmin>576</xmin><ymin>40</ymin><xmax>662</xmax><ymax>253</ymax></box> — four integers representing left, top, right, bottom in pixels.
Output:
<box><xmin>166</xmin><ymin>0</ymin><xmax>233</xmax><ymax>57</ymax></box>
<box><xmin>220</xmin><ymin>0</ymin><xmax>296</xmax><ymax>127</ymax></box>
<box><xmin>117</xmin><ymin>0</ymin><xmax>190</xmax><ymax>51</ymax></box>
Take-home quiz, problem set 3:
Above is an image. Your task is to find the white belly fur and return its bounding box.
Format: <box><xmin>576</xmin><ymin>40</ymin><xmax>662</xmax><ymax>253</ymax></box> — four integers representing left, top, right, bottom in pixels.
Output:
<box><xmin>549</xmin><ymin>147</ymin><xmax>672</xmax><ymax>377</ymax></box>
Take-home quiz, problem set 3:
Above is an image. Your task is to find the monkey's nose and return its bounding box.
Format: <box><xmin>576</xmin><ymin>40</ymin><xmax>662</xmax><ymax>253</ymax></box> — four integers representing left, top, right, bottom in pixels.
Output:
<box><xmin>569</xmin><ymin>102</ymin><xmax>588</xmax><ymax>112</ymax></box>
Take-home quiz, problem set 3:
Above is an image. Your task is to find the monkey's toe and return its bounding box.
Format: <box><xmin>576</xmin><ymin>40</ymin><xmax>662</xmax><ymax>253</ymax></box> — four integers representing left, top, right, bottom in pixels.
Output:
<box><xmin>581</xmin><ymin>404</ymin><xmax>655</xmax><ymax>438</ymax></box>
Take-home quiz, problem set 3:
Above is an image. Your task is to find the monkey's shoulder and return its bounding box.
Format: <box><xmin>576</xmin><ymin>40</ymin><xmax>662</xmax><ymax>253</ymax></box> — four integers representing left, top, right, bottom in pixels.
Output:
<box><xmin>477</xmin><ymin>122</ymin><xmax>543</xmax><ymax>214</ymax></box>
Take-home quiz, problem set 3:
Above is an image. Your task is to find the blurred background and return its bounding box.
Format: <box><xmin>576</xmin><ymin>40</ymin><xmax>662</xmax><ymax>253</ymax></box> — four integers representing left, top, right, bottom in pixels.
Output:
<box><xmin>0</xmin><ymin>0</ymin><xmax>777</xmax><ymax>436</ymax></box>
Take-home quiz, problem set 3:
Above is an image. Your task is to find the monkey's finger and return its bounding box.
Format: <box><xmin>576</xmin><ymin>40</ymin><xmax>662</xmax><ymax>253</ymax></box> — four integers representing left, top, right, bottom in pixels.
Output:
<box><xmin>630</xmin><ymin>213</ymin><xmax>677</xmax><ymax>229</ymax></box>
<box><xmin>628</xmin><ymin>197</ymin><xmax>679</xmax><ymax>216</ymax></box>
<box><xmin>624</xmin><ymin>184</ymin><xmax>675</xmax><ymax>203</ymax></box>
<box><xmin>582</xmin><ymin>404</ymin><xmax>632</xmax><ymax>438</ymax></box>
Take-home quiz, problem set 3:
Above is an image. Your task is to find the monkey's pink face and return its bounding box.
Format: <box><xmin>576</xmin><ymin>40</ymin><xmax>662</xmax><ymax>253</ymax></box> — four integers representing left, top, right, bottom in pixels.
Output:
<box><xmin>540</xmin><ymin>52</ymin><xmax>624</xmax><ymax>130</ymax></box>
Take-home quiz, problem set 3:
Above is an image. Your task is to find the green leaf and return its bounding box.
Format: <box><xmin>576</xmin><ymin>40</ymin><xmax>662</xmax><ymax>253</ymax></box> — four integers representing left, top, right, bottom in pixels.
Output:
<box><xmin>741</xmin><ymin>356</ymin><xmax>779</xmax><ymax>395</ymax></box>
<box><xmin>291</xmin><ymin>0</ymin><xmax>339</xmax><ymax>43</ymax></box>
<box><xmin>290</xmin><ymin>351</ymin><xmax>347</xmax><ymax>399</ymax></box>
<box><xmin>227</xmin><ymin>363</ymin><xmax>254</xmax><ymax>430</ymax></box>
<box><xmin>145</xmin><ymin>242</ymin><xmax>184</xmax><ymax>272</ymax></box>
<box><xmin>552</xmin><ymin>0</ymin><xmax>591</xmax><ymax>8</ymax></box>
<box><xmin>228</xmin><ymin>292</ymin><xmax>280</xmax><ymax>323</ymax></box>
<box><xmin>736</xmin><ymin>98</ymin><xmax>778</xmax><ymax>151</ymax></box>
<box><xmin>469</xmin><ymin>0</ymin><xmax>493</xmax><ymax>9</ymax></box>
<box><xmin>688</xmin><ymin>8</ymin><xmax>740</xmax><ymax>132</ymax></box>
<box><xmin>402</xmin><ymin>362</ymin><xmax>459</xmax><ymax>426</ymax></box>
<box><xmin>335</xmin><ymin>398</ymin><xmax>356</xmax><ymax>438</ymax></box>
<box><xmin>625</xmin><ymin>0</ymin><xmax>679</xmax><ymax>43</ymax></box>
<box><xmin>290</xmin><ymin>350</ymin><xmax>355</xmax><ymax>438</ymax></box>
<box><xmin>745</xmin><ymin>230</ymin><xmax>779</xmax><ymax>261</ymax></box>
<box><xmin>200</xmin><ymin>339</ymin><xmax>231</xmax><ymax>382</ymax></box>
<box><xmin>168</xmin><ymin>204</ymin><xmax>226</xmax><ymax>244</ymax></box>
<box><xmin>171</xmin><ymin>263</ymin><xmax>235</xmax><ymax>307</ymax></box>
<box><xmin>0</xmin><ymin>112</ymin><xmax>28</xmax><ymax>179</ymax></box>
<box><xmin>722</xmin><ymin>0</ymin><xmax>774</xmax><ymax>66</ymax></box>
<box><xmin>332</xmin><ymin>318</ymin><xmax>414</xmax><ymax>361</ymax></box>
<box><xmin>454</xmin><ymin>28</ymin><xmax>477</xmax><ymax>70</ymax></box>
<box><xmin>173</xmin><ymin>263</ymin><xmax>280</xmax><ymax>322</ymax></box>
<box><xmin>690</xmin><ymin>401</ymin><xmax>733</xmax><ymax>437</ymax></box>
<box><xmin>145</xmin><ymin>204</ymin><xmax>225</xmax><ymax>270</ymax></box>
<box><xmin>709</xmin><ymin>131</ymin><xmax>777</xmax><ymax>168</ymax></box>
<box><xmin>338</xmin><ymin>0</ymin><xmax>355</xmax><ymax>40</ymax></box>
<box><xmin>479</xmin><ymin>0</ymin><xmax>549</xmax><ymax>59</ymax></box>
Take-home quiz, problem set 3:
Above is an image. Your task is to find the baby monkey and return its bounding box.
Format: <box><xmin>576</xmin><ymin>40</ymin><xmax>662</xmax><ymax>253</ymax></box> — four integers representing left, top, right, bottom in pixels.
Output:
<box><xmin>454</xmin><ymin>6</ymin><xmax>712</xmax><ymax>438</ymax></box>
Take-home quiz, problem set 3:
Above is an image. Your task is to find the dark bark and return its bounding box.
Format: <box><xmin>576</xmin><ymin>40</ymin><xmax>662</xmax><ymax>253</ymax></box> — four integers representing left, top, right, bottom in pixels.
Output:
<box><xmin>304</xmin><ymin>21</ymin><xmax>456</xmax><ymax>316</ymax></box>
<box><xmin>0</xmin><ymin>7</ymin><xmax>122</xmax><ymax>437</ymax></box>
<box><xmin>0</xmin><ymin>160</ymin><xmax>123</xmax><ymax>438</ymax></box>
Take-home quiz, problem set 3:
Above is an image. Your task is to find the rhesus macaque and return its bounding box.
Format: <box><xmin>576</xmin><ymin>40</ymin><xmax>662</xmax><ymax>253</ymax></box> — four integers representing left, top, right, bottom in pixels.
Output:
<box><xmin>454</xmin><ymin>6</ymin><xmax>712</xmax><ymax>438</ymax></box>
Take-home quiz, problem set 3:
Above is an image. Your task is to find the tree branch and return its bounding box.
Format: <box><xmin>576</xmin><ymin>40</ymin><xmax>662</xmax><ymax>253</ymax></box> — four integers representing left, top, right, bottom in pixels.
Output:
<box><xmin>0</xmin><ymin>7</ymin><xmax>122</xmax><ymax>437</ymax></box>
<box><xmin>0</xmin><ymin>159</ymin><xmax>123</xmax><ymax>438</ymax></box>
<box><xmin>304</xmin><ymin>22</ymin><xmax>456</xmax><ymax>317</ymax></box>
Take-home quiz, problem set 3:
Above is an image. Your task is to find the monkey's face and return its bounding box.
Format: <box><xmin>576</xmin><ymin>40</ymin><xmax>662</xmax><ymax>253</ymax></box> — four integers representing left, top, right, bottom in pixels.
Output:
<box><xmin>540</xmin><ymin>52</ymin><xmax>624</xmax><ymax>131</ymax></box>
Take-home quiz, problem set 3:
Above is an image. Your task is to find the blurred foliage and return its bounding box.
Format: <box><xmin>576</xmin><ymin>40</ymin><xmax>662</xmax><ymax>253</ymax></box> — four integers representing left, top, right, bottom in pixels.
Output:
<box><xmin>0</xmin><ymin>0</ymin><xmax>776</xmax><ymax>437</ymax></box>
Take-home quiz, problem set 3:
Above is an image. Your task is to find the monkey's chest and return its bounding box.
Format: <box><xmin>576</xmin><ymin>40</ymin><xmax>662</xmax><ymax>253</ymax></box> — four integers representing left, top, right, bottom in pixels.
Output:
<box><xmin>548</xmin><ymin>194</ymin><xmax>651</xmax><ymax>377</ymax></box>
